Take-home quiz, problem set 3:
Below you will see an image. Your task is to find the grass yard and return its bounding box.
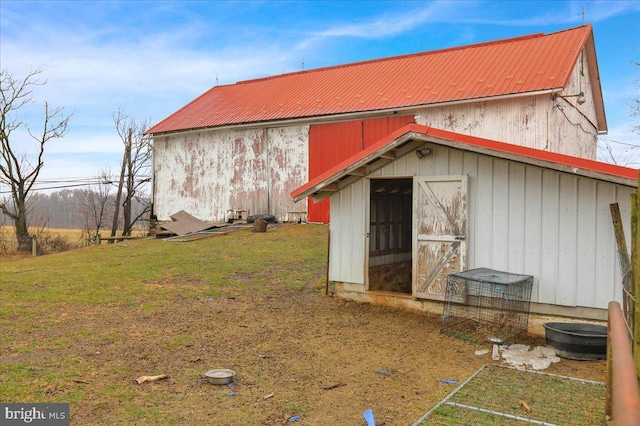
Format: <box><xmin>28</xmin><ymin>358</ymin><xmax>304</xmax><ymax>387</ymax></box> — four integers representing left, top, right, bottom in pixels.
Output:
<box><xmin>0</xmin><ymin>224</ymin><xmax>607</xmax><ymax>425</ymax></box>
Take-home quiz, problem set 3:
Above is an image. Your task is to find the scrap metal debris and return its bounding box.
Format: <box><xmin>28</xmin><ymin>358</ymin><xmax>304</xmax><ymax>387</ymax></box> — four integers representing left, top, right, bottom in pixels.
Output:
<box><xmin>160</xmin><ymin>210</ymin><xmax>216</xmax><ymax>236</ymax></box>
<box><xmin>376</xmin><ymin>367</ymin><xmax>389</xmax><ymax>375</ymax></box>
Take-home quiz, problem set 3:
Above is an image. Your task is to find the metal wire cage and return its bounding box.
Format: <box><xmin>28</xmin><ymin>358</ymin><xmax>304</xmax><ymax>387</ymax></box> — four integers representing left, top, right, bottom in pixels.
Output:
<box><xmin>440</xmin><ymin>268</ymin><xmax>534</xmax><ymax>343</ymax></box>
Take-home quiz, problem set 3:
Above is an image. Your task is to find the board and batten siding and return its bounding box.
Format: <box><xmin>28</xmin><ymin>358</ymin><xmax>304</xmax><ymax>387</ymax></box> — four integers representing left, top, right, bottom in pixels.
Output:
<box><xmin>414</xmin><ymin>95</ymin><xmax>596</xmax><ymax>160</ymax></box>
<box><xmin>414</xmin><ymin>48</ymin><xmax>598</xmax><ymax>160</ymax></box>
<box><xmin>153</xmin><ymin>125</ymin><xmax>309</xmax><ymax>222</ymax></box>
<box><xmin>328</xmin><ymin>181</ymin><xmax>367</xmax><ymax>286</ymax></box>
<box><xmin>328</xmin><ymin>143</ymin><xmax>633</xmax><ymax>311</ymax></box>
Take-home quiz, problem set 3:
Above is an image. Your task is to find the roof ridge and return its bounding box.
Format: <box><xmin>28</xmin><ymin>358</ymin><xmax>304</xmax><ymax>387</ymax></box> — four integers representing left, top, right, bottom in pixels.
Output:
<box><xmin>148</xmin><ymin>24</ymin><xmax>601</xmax><ymax>135</ymax></box>
<box><xmin>235</xmin><ymin>25</ymin><xmax>589</xmax><ymax>86</ymax></box>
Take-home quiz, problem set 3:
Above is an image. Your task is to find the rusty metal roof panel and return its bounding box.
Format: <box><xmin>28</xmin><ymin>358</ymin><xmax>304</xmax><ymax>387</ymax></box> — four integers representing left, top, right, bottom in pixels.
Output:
<box><xmin>148</xmin><ymin>25</ymin><xmax>593</xmax><ymax>134</ymax></box>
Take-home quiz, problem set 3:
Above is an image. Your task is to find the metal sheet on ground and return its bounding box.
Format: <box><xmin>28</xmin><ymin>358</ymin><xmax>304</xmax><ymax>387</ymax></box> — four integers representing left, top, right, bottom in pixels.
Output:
<box><xmin>164</xmin><ymin>224</ymin><xmax>256</xmax><ymax>242</ymax></box>
<box><xmin>161</xmin><ymin>210</ymin><xmax>216</xmax><ymax>236</ymax></box>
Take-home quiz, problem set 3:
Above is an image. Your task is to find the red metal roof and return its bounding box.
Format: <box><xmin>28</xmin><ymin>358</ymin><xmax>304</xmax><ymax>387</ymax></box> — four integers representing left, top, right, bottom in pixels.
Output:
<box><xmin>148</xmin><ymin>25</ymin><xmax>595</xmax><ymax>135</ymax></box>
<box><xmin>291</xmin><ymin>124</ymin><xmax>638</xmax><ymax>202</ymax></box>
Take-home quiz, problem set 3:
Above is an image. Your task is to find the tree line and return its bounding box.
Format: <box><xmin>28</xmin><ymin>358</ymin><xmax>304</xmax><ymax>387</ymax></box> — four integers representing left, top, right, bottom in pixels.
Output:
<box><xmin>1</xmin><ymin>68</ymin><xmax>151</xmax><ymax>252</ymax></box>
<box><xmin>0</xmin><ymin>188</ymin><xmax>150</xmax><ymax>232</ymax></box>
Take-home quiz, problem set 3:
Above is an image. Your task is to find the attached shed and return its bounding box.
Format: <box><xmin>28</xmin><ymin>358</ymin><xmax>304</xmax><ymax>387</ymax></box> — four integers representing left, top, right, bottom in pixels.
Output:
<box><xmin>292</xmin><ymin>124</ymin><xmax>638</xmax><ymax>321</ymax></box>
<box><xmin>146</xmin><ymin>25</ymin><xmax>606</xmax><ymax>224</ymax></box>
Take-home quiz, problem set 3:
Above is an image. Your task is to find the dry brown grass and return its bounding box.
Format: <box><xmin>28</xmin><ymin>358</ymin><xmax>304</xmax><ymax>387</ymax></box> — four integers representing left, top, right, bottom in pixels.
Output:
<box><xmin>0</xmin><ymin>226</ymin><xmax>95</xmax><ymax>256</ymax></box>
<box><xmin>0</xmin><ymin>224</ymin><xmax>607</xmax><ymax>425</ymax></box>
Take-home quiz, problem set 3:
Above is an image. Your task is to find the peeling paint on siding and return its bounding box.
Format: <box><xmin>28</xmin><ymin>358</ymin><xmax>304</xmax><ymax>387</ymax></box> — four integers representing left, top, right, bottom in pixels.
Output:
<box><xmin>414</xmin><ymin>56</ymin><xmax>598</xmax><ymax>160</ymax></box>
<box><xmin>153</xmin><ymin>56</ymin><xmax>598</xmax><ymax>225</ymax></box>
<box><xmin>152</xmin><ymin>125</ymin><xmax>308</xmax><ymax>222</ymax></box>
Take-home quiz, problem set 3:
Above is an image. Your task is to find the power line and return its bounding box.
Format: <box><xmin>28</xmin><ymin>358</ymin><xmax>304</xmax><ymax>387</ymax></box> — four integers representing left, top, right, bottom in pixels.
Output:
<box><xmin>0</xmin><ymin>177</ymin><xmax>151</xmax><ymax>194</ymax></box>
<box><xmin>598</xmin><ymin>138</ymin><xmax>640</xmax><ymax>148</ymax></box>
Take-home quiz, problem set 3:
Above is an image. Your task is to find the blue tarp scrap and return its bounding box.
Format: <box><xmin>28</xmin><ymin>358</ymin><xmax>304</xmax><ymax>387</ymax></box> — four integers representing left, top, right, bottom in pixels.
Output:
<box><xmin>363</xmin><ymin>408</ymin><xmax>375</xmax><ymax>426</ymax></box>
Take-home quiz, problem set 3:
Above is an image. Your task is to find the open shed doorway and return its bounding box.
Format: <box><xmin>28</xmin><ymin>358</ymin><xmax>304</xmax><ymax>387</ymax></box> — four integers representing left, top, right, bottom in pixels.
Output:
<box><xmin>367</xmin><ymin>178</ymin><xmax>413</xmax><ymax>294</ymax></box>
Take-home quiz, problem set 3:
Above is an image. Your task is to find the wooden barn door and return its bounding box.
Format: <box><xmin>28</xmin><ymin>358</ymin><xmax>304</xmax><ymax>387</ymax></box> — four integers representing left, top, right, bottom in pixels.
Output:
<box><xmin>413</xmin><ymin>175</ymin><xmax>468</xmax><ymax>300</ymax></box>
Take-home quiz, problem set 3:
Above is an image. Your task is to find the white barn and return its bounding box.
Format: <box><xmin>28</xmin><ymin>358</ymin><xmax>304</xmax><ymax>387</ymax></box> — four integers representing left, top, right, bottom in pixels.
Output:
<box><xmin>147</xmin><ymin>25</ymin><xmax>607</xmax><ymax>225</ymax></box>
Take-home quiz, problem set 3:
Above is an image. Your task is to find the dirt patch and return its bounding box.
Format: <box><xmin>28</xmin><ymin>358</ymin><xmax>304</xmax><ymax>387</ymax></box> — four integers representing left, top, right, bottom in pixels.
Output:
<box><xmin>368</xmin><ymin>261</ymin><xmax>412</xmax><ymax>293</ymax></box>
<box><xmin>1</xmin><ymin>281</ymin><xmax>606</xmax><ymax>425</ymax></box>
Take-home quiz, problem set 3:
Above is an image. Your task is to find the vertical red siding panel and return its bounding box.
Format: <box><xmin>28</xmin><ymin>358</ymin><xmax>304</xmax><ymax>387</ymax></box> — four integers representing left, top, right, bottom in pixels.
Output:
<box><xmin>363</xmin><ymin>115</ymin><xmax>415</xmax><ymax>147</ymax></box>
<box><xmin>307</xmin><ymin>115</ymin><xmax>414</xmax><ymax>222</ymax></box>
<box><xmin>308</xmin><ymin>121</ymin><xmax>362</xmax><ymax>222</ymax></box>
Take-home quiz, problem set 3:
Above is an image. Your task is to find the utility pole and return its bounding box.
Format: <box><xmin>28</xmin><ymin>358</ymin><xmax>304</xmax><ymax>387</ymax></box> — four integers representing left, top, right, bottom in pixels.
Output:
<box><xmin>110</xmin><ymin>128</ymin><xmax>131</xmax><ymax>241</ymax></box>
<box><xmin>122</xmin><ymin>132</ymin><xmax>133</xmax><ymax>236</ymax></box>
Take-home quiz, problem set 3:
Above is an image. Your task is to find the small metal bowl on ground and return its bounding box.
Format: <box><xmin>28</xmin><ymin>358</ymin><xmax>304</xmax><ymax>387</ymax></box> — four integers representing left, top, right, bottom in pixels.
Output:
<box><xmin>205</xmin><ymin>369</ymin><xmax>236</xmax><ymax>385</ymax></box>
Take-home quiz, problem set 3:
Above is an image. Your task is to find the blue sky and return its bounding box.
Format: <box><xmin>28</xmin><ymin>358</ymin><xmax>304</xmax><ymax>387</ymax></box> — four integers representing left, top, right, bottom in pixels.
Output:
<box><xmin>1</xmin><ymin>0</ymin><xmax>639</xmax><ymax>191</ymax></box>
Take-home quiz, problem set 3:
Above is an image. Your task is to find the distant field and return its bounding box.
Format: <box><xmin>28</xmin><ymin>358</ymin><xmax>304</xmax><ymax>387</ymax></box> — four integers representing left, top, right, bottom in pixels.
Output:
<box><xmin>0</xmin><ymin>227</ymin><xmax>130</xmax><ymax>256</ymax></box>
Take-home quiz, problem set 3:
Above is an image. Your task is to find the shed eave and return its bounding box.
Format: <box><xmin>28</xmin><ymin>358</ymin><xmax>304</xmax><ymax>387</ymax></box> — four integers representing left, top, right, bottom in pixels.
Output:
<box><xmin>426</xmin><ymin>135</ymin><xmax>635</xmax><ymax>187</ymax></box>
<box><xmin>293</xmin><ymin>132</ymin><xmax>428</xmax><ymax>203</ymax></box>
<box><xmin>291</xmin><ymin>124</ymin><xmax>638</xmax><ymax>202</ymax></box>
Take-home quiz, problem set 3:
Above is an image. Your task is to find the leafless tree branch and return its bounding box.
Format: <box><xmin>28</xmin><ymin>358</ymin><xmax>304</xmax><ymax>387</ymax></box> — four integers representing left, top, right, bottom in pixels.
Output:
<box><xmin>110</xmin><ymin>107</ymin><xmax>152</xmax><ymax>237</ymax></box>
<box><xmin>0</xmin><ymin>68</ymin><xmax>71</xmax><ymax>252</ymax></box>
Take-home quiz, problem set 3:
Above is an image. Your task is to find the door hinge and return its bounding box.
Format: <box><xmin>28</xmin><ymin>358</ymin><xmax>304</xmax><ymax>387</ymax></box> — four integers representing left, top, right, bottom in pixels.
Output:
<box><xmin>455</xmin><ymin>236</ymin><xmax>466</xmax><ymax>241</ymax></box>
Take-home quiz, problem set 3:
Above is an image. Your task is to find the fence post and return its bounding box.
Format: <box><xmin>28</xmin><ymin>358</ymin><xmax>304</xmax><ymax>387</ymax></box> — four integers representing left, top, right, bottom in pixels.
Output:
<box><xmin>96</xmin><ymin>234</ymin><xmax>101</xmax><ymax>245</ymax></box>
<box><xmin>611</xmin><ymin>203</ymin><xmax>631</xmax><ymax>321</ymax></box>
<box><xmin>32</xmin><ymin>235</ymin><xmax>37</xmax><ymax>257</ymax></box>
<box><xmin>606</xmin><ymin>301</ymin><xmax>640</xmax><ymax>424</ymax></box>
<box><xmin>632</xmin><ymin>172</ymin><xmax>639</xmax><ymax>376</ymax></box>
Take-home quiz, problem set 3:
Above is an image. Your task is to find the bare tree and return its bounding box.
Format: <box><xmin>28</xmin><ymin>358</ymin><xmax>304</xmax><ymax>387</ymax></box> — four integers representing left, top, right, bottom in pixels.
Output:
<box><xmin>0</xmin><ymin>69</ymin><xmax>70</xmax><ymax>252</ymax></box>
<box><xmin>597</xmin><ymin>61</ymin><xmax>640</xmax><ymax>167</ymax></box>
<box><xmin>598</xmin><ymin>138</ymin><xmax>640</xmax><ymax>168</ymax></box>
<box><xmin>110</xmin><ymin>107</ymin><xmax>152</xmax><ymax>239</ymax></box>
<box><xmin>79</xmin><ymin>169</ymin><xmax>113</xmax><ymax>244</ymax></box>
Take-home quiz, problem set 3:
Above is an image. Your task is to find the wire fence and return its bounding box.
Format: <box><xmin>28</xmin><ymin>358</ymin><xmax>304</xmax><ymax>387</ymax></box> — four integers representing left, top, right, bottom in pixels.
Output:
<box><xmin>414</xmin><ymin>364</ymin><xmax>605</xmax><ymax>425</ymax></box>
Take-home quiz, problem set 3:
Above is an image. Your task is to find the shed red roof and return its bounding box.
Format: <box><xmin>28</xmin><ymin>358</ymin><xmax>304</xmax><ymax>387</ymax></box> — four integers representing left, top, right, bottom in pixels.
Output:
<box><xmin>291</xmin><ymin>124</ymin><xmax>638</xmax><ymax>202</ymax></box>
<box><xmin>148</xmin><ymin>25</ymin><xmax>597</xmax><ymax>135</ymax></box>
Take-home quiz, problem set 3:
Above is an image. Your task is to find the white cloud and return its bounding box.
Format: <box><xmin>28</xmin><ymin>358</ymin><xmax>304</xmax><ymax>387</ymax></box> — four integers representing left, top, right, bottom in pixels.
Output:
<box><xmin>47</xmin><ymin>132</ymin><xmax>123</xmax><ymax>155</ymax></box>
<box><xmin>311</xmin><ymin>1</ymin><xmax>464</xmax><ymax>38</ymax></box>
<box><xmin>2</xmin><ymin>0</ymin><xmax>639</xmax><ymax>181</ymax></box>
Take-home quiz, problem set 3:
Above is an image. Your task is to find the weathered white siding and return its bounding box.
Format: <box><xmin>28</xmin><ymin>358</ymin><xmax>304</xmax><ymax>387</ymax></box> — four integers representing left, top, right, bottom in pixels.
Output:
<box><xmin>328</xmin><ymin>143</ymin><xmax>633</xmax><ymax>310</ymax></box>
<box><xmin>328</xmin><ymin>182</ymin><xmax>367</xmax><ymax>285</ymax></box>
<box><xmin>413</xmin><ymin>51</ymin><xmax>599</xmax><ymax>160</ymax></box>
<box><xmin>153</xmin><ymin>125</ymin><xmax>308</xmax><ymax>222</ymax></box>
